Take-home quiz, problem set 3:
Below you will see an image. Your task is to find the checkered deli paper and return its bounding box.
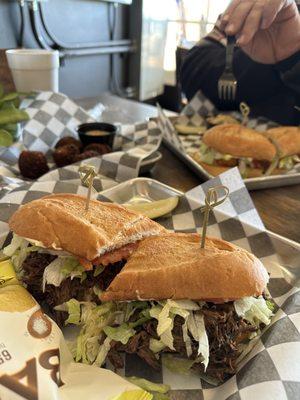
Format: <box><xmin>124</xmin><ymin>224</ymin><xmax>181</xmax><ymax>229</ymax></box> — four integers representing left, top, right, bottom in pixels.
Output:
<box><xmin>0</xmin><ymin>167</ymin><xmax>299</xmax><ymax>400</ymax></box>
<box><xmin>157</xmin><ymin>91</ymin><xmax>300</xmax><ymax>188</ymax></box>
<box><xmin>0</xmin><ymin>91</ymin><xmax>163</xmax><ymax>189</ymax></box>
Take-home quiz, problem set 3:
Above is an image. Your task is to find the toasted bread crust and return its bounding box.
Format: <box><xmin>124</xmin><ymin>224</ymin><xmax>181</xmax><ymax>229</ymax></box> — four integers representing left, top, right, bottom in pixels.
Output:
<box><xmin>101</xmin><ymin>233</ymin><xmax>269</xmax><ymax>302</ymax></box>
<box><xmin>9</xmin><ymin>193</ymin><xmax>166</xmax><ymax>260</ymax></box>
<box><xmin>203</xmin><ymin>124</ymin><xmax>276</xmax><ymax>161</ymax></box>
<box><xmin>265</xmin><ymin>126</ymin><xmax>300</xmax><ymax>157</ymax></box>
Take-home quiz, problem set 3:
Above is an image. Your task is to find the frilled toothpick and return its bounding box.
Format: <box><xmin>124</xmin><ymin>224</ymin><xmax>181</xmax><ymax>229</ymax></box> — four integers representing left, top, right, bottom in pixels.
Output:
<box><xmin>79</xmin><ymin>164</ymin><xmax>97</xmax><ymax>211</ymax></box>
<box><xmin>200</xmin><ymin>185</ymin><xmax>229</xmax><ymax>248</ymax></box>
<box><xmin>240</xmin><ymin>102</ymin><xmax>250</xmax><ymax>126</ymax></box>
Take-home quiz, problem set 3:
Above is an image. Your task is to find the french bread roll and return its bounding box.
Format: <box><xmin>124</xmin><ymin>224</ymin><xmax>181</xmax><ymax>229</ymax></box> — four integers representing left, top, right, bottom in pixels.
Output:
<box><xmin>203</xmin><ymin>124</ymin><xmax>276</xmax><ymax>161</ymax></box>
<box><xmin>265</xmin><ymin>126</ymin><xmax>300</xmax><ymax>157</ymax></box>
<box><xmin>9</xmin><ymin>193</ymin><xmax>166</xmax><ymax>261</ymax></box>
<box><xmin>101</xmin><ymin>233</ymin><xmax>269</xmax><ymax>302</ymax></box>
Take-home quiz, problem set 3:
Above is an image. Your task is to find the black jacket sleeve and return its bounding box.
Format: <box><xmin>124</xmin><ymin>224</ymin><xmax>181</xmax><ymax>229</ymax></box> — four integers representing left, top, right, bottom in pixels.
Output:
<box><xmin>275</xmin><ymin>51</ymin><xmax>300</xmax><ymax>94</ymax></box>
<box><xmin>180</xmin><ymin>38</ymin><xmax>300</xmax><ymax>125</ymax></box>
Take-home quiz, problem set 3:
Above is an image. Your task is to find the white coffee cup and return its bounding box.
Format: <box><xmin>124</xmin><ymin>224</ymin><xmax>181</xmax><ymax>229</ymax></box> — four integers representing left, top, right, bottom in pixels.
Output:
<box><xmin>6</xmin><ymin>49</ymin><xmax>60</xmax><ymax>92</ymax></box>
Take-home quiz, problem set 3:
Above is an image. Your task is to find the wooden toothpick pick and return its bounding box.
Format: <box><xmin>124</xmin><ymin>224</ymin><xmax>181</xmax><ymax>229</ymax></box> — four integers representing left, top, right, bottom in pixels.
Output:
<box><xmin>200</xmin><ymin>185</ymin><xmax>229</xmax><ymax>248</ymax></box>
<box><xmin>240</xmin><ymin>102</ymin><xmax>250</xmax><ymax>126</ymax></box>
<box><xmin>79</xmin><ymin>165</ymin><xmax>97</xmax><ymax>211</ymax></box>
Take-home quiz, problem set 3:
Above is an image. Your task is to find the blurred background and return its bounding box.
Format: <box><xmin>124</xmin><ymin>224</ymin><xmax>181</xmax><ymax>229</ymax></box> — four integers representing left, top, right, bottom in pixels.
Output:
<box><xmin>0</xmin><ymin>0</ymin><xmax>229</xmax><ymax>110</ymax></box>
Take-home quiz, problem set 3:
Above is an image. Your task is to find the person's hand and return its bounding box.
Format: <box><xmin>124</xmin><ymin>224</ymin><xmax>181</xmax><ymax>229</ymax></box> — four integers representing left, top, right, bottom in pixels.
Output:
<box><xmin>220</xmin><ymin>0</ymin><xmax>300</xmax><ymax>64</ymax></box>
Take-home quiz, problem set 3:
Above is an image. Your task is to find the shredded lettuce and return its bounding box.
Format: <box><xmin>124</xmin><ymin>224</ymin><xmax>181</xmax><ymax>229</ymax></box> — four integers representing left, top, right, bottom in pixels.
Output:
<box><xmin>162</xmin><ymin>354</ymin><xmax>201</xmax><ymax>375</ymax></box>
<box><xmin>65</xmin><ymin>298</ymin><xmax>81</xmax><ymax>325</ymax></box>
<box><xmin>94</xmin><ymin>265</ymin><xmax>105</xmax><ymax>277</ymax></box>
<box><xmin>198</xmin><ymin>142</ymin><xmax>238</xmax><ymax>165</ymax></box>
<box><xmin>3</xmin><ymin>234</ymin><xmax>25</xmax><ymax>257</ymax></box>
<box><xmin>127</xmin><ymin>377</ymin><xmax>169</xmax><ymax>395</ymax></box>
<box><xmin>42</xmin><ymin>256</ymin><xmax>87</xmax><ymax>290</ymax></box>
<box><xmin>187</xmin><ymin>313</ymin><xmax>209</xmax><ymax>370</ymax></box>
<box><xmin>234</xmin><ymin>296</ymin><xmax>273</xmax><ymax>327</ymax></box>
<box><xmin>149</xmin><ymin>300</ymin><xmax>207</xmax><ymax>366</ymax></box>
<box><xmin>279</xmin><ymin>155</ymin><xmax>299</xmax><ymax>170</ymax></box>
<box><xmin>2</xmin><ymin>233</ymin><xmax>92</xmax><ymax>286</ymax></box>
<box><xmin>149</xmin><ymin>339</ymin><xmax>166</xmax><ymax>354</ymax></box>
<box><xmin>103</xmin><ymin>324</ymin><xmax>135</xmax><ymax>345</ymax></box>
<box><xmin>2</xmin><ymin>234</ymin><xmax>39</xmax><ymax>277</ymax></box>
<box><xmin>94</xmin><ymin>337</ymin><xmax>112</xmax><ymax>367</ymax></box>
<box><xmin>111</xmin><ymin>390</ymin><xmax>153</xmax><ymax>400</ymax></box>
<box><xmin>198</xmin><ymin>142</ymin><xmax>216</xmax><ymax>165</ymax></box>
<box><xmin>266</xmin><ymin>299</ymin><xmax>276</xmax><ymax>312</ymax></box>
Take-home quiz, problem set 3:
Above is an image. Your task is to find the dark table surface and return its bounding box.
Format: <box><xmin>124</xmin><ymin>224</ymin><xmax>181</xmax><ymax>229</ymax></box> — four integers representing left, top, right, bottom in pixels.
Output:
<box><xmin>76</xmin><ymin>93</ymin><xmax>300</xmax><ymax>244</ymax></box>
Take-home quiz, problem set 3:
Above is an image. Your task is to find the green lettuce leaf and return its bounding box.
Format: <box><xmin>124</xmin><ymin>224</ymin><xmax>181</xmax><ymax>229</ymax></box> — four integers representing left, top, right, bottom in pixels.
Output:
<box><xmin>42</xmin><ymin>256</ymin><xmax>87</xmax><ymax>290</ymax></box>
<box><xmin>2</xmin><ymin>234</ymin><xmax>25</xmax><ymax>256</ymax></box>
<box><xmin>149</xmin><ymin>339</ymin><xmax>166</xmax><ymax>354</ymax></box>
<box><xmin>94</xmin><ymin>265</ymin><xmax>104</xmax><ymax>277</ymax></box>
<box><xmin>279</xmin><ymin>156</ymin><xmax>298</xmax><ymax>170</ymax></box>
<box><xmin>162</xmin><ymin>354</ymin><xmax>200</xmax><ymax>375</ymax></box>
<box><xmin>94</xmin><ymin>337</ymin><xmax>112</xmax><ymax>367</ymax></box>
<box><xmin>111</xmin><ymin>390</ymin><xmax>153</xmax><ymax>400</ymax></box>
<box><xmin>64</xmin><ymin>298</ymin><xmax>81</xmax><ymax>325</ymax></box>
<box><xmin>2</xmin><ymin>234</ymin><xmax>39</xmax><ymax>276</ymax></box>
<box><xmin>266</xmin><ymin>299</ymin><xmax>276</xmax><ymax>312</ymax></box>
<box><xmin>103</xmin><ymin>323</ymin><xmax>136</xmax><ymax>345</ymax></box>
<box><xmin>234</xmin><ymin>296</ymin><xmax>273</xmax><ymax>327</ymax></box>
<box><xmin>127</xmin><ymin>377</ymin><xmax>169</xmax><ymax>394</ymax></box>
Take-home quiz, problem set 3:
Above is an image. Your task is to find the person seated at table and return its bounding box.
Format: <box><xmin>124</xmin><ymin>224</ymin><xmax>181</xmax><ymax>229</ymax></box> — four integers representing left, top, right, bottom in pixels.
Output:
<box><xmin>181</xmin><ymin>0</ymin><xmax>300</xmax><ymax>125</ymax></box>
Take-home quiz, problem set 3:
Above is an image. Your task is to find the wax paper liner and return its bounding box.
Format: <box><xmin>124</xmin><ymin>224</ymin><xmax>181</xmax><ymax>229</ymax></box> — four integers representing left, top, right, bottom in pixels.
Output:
<box><xmin>0</xmin><ymin>91</ymin><xmax>162</xmax><ymax>189</ymax></box>
<box><xmin>0</xmin><ymin>167</ymin><xmax>299</xmax><ymax>399</ymax></box>
<box><xmin>157</xmin><ymin>90</ymin><xmax>300</xmax><ymax>179</ymax></box>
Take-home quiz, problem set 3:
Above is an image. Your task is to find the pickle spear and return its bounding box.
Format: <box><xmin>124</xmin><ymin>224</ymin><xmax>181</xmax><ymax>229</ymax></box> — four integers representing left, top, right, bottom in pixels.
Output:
<box><xmin>124</xmin><ymin>197</ymin><xmax>179</xmax><ymax>219</ymax></box>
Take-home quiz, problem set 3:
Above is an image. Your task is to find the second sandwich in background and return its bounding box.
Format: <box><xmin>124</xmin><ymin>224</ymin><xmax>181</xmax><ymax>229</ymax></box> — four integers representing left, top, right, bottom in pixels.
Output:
<box><xmin>191</xmin><ymin>124</ymin><xmax>300</xmax><ymax>178</ymax></box>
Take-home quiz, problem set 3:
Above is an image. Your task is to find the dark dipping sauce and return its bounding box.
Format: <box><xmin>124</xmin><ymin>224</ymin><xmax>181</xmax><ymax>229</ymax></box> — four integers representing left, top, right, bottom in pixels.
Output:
<box><xmin>77</xmin><ymin>122</ymin><xmax>117</xmax><ymax>147</ymax></box>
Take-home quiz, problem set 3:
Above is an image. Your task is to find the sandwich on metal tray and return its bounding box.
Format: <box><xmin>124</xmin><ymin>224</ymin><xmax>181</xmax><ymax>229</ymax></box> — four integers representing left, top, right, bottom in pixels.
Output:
<box><xmin>3</xmin><ymin>193</ymin><xmax>274</xmax><ymax>384</ymax></box>
<box><xmin>3</xmin><ymin>193</ymin><xmax>165</xmax><ymax>325</ymax></box>
<box><xmin>191</xmin><ymin>124</ymin><xmax>300</xmax><ymax>178</ymax></box>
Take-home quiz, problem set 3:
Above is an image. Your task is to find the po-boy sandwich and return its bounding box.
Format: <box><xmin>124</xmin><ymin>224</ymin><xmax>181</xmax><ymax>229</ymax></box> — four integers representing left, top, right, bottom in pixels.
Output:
<box><xmin>3</xmin><ymin>193</ymin><xmax>165</xmax><ymax>324</ymax></box>
<box><xmin>191</xmin><ymin>124</ymin><xmax>299</xmax><ymax>178</ymax></box>
<box><xmin>264</xmin><ymin>126</ymin><xmax>300</xmax><ymax>170</ymax></box>
<box><xmin>57</xmin><ymin>233</ymin><xmax>272</xmax><ymax>383</ymax></box>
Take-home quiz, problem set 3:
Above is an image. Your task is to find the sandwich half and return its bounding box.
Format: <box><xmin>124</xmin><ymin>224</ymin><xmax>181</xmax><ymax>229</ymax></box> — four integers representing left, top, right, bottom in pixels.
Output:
<box><xmin>57</xmin><ymin>233</ymin><xmax>272</xmax><ymax>383</ymax></box>
<box><xmin>191</xmin><ymin>124</ymin><xmax>299</xmax><ymax>178</ymax></box>
<box><xmin>3</xmin><ymin>193</ymin><xmax>165</xmax><ymax>324</ymax></box>
<box><xmin>264</xmin><ymin>126</ymin><xmax>300</xmax><ymax>170</ymax></box>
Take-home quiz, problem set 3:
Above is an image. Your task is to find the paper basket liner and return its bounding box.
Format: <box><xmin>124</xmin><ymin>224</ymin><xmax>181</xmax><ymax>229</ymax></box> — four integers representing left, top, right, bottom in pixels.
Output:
<box><xmin>0</xmin><ymin>91</ymin><xmax>163</xmax><ymax>187</ymax></box>
<box><xmin>0</xmin><ymin>167</ymin><xmax>299</xmax><ymax>400</ymax></box>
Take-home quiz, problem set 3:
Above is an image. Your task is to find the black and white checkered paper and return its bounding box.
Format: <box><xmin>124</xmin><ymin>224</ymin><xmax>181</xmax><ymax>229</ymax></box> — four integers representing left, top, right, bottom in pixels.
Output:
<box><xmin>0</xmin><ymin>167</ymin><xmax>299</xmax><ymax>400</ymax></box>
<box><xmin>158</xmin><ymin>91</ymin><xmax>300</xmax><ymax>189</ymax></box>
<box><xmin>0</xmin><ymin>92</ymin><xmax>162</xmax><ymax>189</ymax></box>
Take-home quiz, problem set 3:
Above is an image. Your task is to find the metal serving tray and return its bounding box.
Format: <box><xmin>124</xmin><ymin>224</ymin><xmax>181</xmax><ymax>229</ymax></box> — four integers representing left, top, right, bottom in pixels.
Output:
<box><xmin>100</xmin><ymin>177</ymin><xmax>300</xmax><ymax>287</ymax></box>
<box><xmin>163</xmin><ymin>137</ymin><xmax>300</xmax><ymax>191</ymax></box>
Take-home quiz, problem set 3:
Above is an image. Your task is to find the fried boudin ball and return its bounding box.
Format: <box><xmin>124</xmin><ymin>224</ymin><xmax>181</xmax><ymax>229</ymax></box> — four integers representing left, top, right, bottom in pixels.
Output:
<box><xmin>84</xmin><ymin>143</ymin><xmax>111</xmax><ymax>155</ymax></box>
<box><xmin>18</xmin><ymin>151</ymin><xmax>49</xmax><ymax>179</ymax></box>
<box><xmin>55</xmin><ymin>136</ymin><xmax>82</xmax><ymax>151</ymax></box>
<box><xmin>53</xmin><ymin>144</ymin><xmax>80</xmax><ymax>167</ymax></box>
<box><xmin>74</xmin><ymin>150</ymin><xmax>99</xmax><ymax>162</ymax></box>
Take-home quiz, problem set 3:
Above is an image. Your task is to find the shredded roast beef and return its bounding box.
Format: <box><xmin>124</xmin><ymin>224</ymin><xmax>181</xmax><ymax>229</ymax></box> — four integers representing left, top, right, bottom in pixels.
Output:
<box><xmin>21</xmin><ymin>252</ymin><xmax>125</xmax><ymax>326</ymax></box>
<box><xmin>107</xmin><ymin>303</ymin><xmax>257</xmax><ymax>382</ymax></box>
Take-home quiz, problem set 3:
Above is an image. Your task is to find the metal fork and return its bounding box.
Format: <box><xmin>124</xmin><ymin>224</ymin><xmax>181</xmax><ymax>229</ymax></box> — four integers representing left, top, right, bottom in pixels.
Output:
<box><xmin>218</xmin><ymin>36</ymin><xmax>237</xmax><ymax>102</ymax></box>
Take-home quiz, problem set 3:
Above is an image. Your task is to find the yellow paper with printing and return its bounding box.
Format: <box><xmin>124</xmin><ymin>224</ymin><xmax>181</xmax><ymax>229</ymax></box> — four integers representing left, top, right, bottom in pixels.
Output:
<box><xmin>0</xmin><ymin>259</ymin><xmax>19</xmax><ymax>288</ymax></box>
<box><xmin>0</xmin><ymin>275</ymin><xmax>151</xmax><ymax>400</ymax></box>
